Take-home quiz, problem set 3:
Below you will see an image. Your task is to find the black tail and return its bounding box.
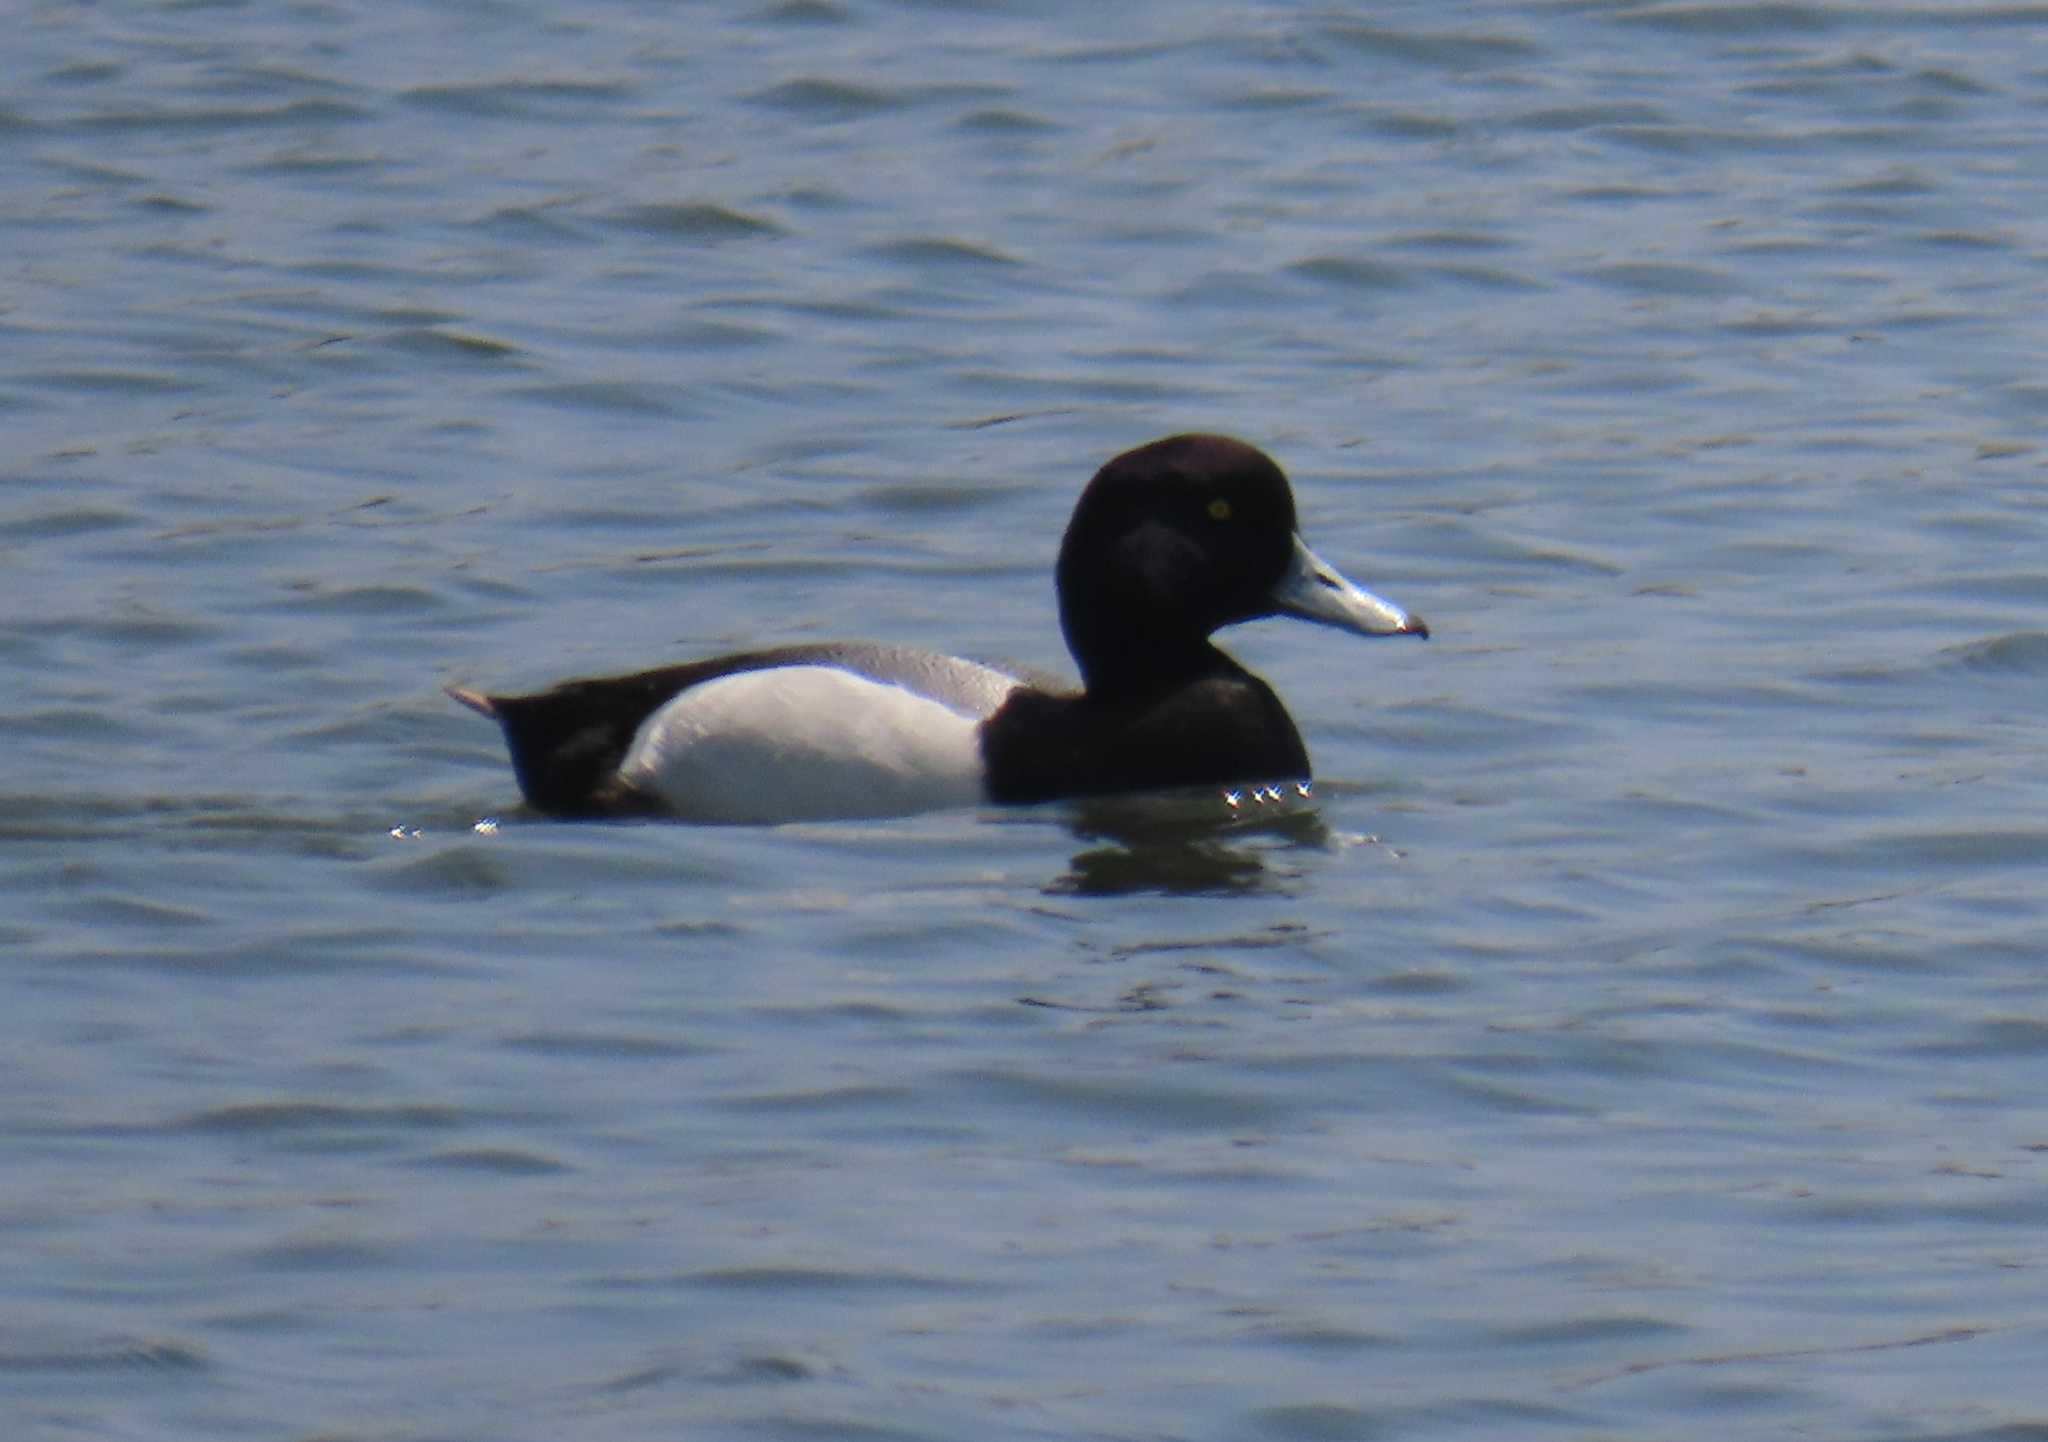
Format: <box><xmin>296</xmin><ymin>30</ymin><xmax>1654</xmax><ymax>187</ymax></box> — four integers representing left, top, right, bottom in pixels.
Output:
<box><xmin>448</xmin><ymin>676</ymin><xmax>680</xmax><ymax>816</ymax></box>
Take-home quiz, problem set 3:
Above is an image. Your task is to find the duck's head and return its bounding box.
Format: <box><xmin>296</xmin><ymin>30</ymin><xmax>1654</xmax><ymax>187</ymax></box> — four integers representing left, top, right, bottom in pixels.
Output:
<box><xmin>1055</xmin><ymin>434</ymin><xmax>1426</xmax><ymax>693</ymax></box>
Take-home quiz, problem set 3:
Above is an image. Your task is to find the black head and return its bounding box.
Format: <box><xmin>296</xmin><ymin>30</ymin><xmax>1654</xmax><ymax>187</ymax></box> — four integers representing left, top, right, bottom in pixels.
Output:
<box><xmin>1055</xmin><ymin>435</ymin><xmax>1424</xmax><ymax>696</ymax></box>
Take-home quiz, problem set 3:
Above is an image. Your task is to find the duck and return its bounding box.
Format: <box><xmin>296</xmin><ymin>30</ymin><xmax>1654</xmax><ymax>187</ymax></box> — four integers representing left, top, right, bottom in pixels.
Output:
<box><xmin>448</xmin><ymin>433</ymin><xmax>1428</xmax><ymax>823</ymax></box>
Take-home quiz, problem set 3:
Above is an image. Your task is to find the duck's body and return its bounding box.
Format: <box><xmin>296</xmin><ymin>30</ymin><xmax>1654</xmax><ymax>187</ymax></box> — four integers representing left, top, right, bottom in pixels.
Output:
<box><xmin>450</xmin><ymin>435</ymin><xmax>1427</xmax><ymax>823</ymax></box>
<box><xmin>450</xmin><ymin>643</ymin><xmax>1020</xmax><ymax>822</ymax></box>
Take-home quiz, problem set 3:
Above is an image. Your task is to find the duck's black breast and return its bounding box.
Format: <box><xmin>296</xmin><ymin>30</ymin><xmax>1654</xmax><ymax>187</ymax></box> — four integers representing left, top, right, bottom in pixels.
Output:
<box><xmin>978</xmin><ymin>654</ymin><xmax>1309</xmax><ymax>805</ymax></box>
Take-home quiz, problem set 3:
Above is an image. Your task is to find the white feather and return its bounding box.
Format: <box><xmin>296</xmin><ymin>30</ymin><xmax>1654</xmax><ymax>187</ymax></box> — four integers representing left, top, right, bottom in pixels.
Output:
<box><xmin>617</xmin><ymin>665</ymin><xmax>1000</xmax><ymax>823</ymax></box>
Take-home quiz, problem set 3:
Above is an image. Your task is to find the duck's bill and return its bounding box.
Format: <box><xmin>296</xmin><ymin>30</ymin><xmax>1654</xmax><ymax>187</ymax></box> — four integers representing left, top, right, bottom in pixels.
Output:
<box><xmin>1271</xmin><ymin>534</ymin><xmax>1429</xmax><ymax>639</ymax></box>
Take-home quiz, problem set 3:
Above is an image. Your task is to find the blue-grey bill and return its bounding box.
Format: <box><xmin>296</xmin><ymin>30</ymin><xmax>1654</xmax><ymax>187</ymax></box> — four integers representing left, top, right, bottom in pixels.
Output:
<box><xmin>1271</xmin><ymin>534</ymin><xmax>1428</xmax><ymax>639</ymax></box>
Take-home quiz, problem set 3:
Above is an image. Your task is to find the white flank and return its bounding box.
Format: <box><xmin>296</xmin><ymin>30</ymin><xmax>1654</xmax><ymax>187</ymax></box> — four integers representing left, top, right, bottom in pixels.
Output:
<box><xmin>617</xmin><ymin>665</ymin><xmax>995</xmax><ymax>823</ymax></box>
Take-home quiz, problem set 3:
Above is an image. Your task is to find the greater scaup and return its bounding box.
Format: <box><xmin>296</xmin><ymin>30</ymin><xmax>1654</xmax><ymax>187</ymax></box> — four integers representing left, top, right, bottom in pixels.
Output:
<box><xmin>449</xmin><ymin>434</ymin><xmax>1427</xmax><ymax>822</ymax></box>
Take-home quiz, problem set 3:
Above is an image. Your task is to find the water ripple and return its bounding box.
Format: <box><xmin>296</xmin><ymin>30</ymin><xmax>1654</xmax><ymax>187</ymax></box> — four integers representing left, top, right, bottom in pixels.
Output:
<box><xmin>402</xmin><ymin>78</ymin><xmax>636</xmax><ymax>119</ymax></box>
<box><xmin>605</xmin><ymin>202</ymin><xmax>790</xmax><ymax>241</ymax></box>
<box><xmin>0</xmin><ymin>1325</ymin><xmax>206</xmax><ymax>1373</ymax></box>
<box><xmin>1314</xmin><ymin>20</ymin><xmax>1542</xmax><ymax>69</ymax></box>
<box><xmin>748</xmin><ymin>77</ymin><xmax>908</xmax><ymax>119</ymax></box>
<box><xmin>1939</xmin><ymin>631</ymin><xmax>2048</xmax><ymax>675</ymax></box>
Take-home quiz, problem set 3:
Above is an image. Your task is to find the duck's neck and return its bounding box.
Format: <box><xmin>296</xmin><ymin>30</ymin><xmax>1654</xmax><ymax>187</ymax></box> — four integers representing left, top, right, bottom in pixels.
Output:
<box><xmin>1067</xmin><ymin>631</ymin><xmax>1242</xmax><ymax>703</ymax></box>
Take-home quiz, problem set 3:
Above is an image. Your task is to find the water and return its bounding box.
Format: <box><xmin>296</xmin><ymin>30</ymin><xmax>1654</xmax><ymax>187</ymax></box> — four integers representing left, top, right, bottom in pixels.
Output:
<box><xmin>5</xmin><ymin>2</ymin><xmax>2047</xmax><ymax>1437</ymax></box>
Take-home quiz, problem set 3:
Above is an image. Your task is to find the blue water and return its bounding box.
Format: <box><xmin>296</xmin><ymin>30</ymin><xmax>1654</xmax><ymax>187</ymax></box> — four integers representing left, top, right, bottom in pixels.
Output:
<box><xmin>5</xmin><ymin>3</ymin><xmax>2047</xmax><ymax>1438</ymax></box>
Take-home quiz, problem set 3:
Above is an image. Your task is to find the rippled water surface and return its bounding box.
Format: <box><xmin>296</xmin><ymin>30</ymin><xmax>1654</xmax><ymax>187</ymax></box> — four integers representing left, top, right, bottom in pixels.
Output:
<box><xmin>6</xmin><ymin>2</ymin><xmax>2048</xmax><ymax>1438</ymax></box>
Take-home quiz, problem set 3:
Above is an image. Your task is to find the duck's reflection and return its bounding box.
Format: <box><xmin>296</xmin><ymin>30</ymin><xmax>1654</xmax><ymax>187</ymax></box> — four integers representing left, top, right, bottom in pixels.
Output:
<box><xmin>1049</xmin><ymin>783</ymin><xmax>1334</xmax><ymax>896</ymax></box>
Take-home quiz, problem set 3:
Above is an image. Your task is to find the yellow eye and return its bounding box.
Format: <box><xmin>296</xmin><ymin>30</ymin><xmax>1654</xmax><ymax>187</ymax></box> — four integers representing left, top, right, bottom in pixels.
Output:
<box><xmin>1207</xmin><ymin>498</ymin><xmax>1232</xmax><ymax>521</ymax></box>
